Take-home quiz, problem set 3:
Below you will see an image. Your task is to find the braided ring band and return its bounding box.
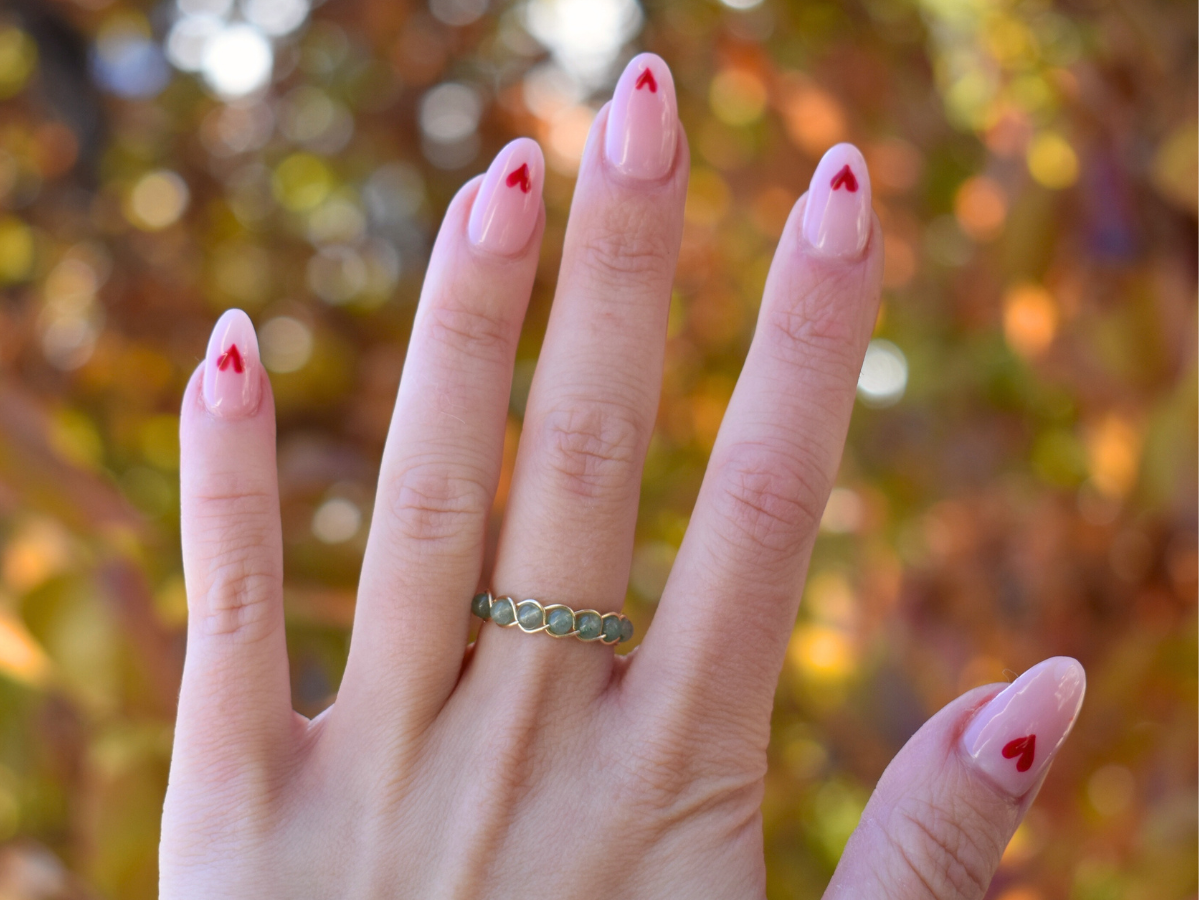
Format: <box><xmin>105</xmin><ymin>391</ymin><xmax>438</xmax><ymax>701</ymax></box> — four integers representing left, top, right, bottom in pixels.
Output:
<box><xmin>471</xmin><ymin>591</ymin><xmax>634</xmax><ymax>645</ymax></box>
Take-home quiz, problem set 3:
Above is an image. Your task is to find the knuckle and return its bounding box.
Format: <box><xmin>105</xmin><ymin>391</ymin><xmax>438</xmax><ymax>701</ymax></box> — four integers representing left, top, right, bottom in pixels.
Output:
<box><xmin>162</xmin><ymin>778</ymin><xmax>278</xmax><ymax>879</ymax></box>
<box><xmin>190</xmin><ymin>487</ymin><xmax>276</xmax><ymax>531</ymax></box>
<box><xmin>196</xmin><ymin>551</ymin><xmax>278</xmax><ymax>640</ymax></box>
<box><xmin>187</xmin><ymin>489</ymin><xmax>280</xmax><ymax>640</ymax></box>
<box><xmin>762</xmin><ymin>292</ymin><xmax>863</xmax><ymax>383</ymax></box>
<box><xmin>579</xmin><ymin>207</ymin><xmax>673</xmax><ymax>283</ymax></box>
<box><xmin>611</xmin><ymin>720</ymin><xmax>763</xmax><ymax>830</ymax></box>
<box><xmin>386</xmin><ymin>462</ymin><xmax>492</xmax><ymax>547</ymax></box>
<box><xmin>533</xmin><ymin>400</ymin><xmax>646</xmax><ymax>501</ymax></box>
<box><xmin>883</xmin><ymin>794</ymin><xmax>1002</xmax><ymax>900</ymax></box>
<box><xmin>421</xmin><ymin>302</ymin><xmax>516</xmax><ymax>365</ymax></box>
<box><xmin>617</xmin><ymin>721</ymin><xmax>691</xmax><ymax>805</ymax></box>
<box><xmin>708</xmin><ymin>441</ymin><xmax>830</xmax><ymax>560</ymax></box>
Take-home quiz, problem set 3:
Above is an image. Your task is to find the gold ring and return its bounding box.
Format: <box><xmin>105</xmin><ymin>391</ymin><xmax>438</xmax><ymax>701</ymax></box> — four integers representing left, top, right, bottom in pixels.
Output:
<box><xmin>471</xmin><ymin>591</ymin><xmax>633</xmax><ymax>645</ymax></box>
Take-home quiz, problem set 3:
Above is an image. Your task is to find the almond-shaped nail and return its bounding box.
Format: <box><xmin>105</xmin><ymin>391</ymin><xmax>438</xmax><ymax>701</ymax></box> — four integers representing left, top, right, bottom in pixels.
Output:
<box><xmin>802</xmin><ymin>143</ymin><xmax>872</xmax><ymax>258</ymax></box>
<box><xmin>961</xmin><ymin>656</ymin><xmax>1086</xmax><ymax>796</ymax></box>
<box><xmin>604</xmin><ymin>53</ymin><xmax>678</xmax><ymax>181</ymax></box>
<box><xmin>468</xmin><ymin>138</ymin><xmax>544</xmax><ymax>256</ymax></box>
<box><xmin>202</xmin><ymin>308</ymin><xmax>262</xmax><ymax>418</ymax></box>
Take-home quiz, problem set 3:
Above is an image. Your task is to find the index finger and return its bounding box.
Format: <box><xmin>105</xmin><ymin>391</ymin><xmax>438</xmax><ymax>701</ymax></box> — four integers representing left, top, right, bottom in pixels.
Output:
<box><xmin>627</xmin><ymin>143</ymin><xmax>883</xmax><ymax>731</ymax></box>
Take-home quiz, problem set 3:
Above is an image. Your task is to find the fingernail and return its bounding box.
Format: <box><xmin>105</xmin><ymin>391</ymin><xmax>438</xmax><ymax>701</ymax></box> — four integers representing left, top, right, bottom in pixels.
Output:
<box><xmin>202</xmin><ymin>309</ymin><xmax>261</xmax><ymax>418</ymax></box>
<box><xmin>801</xmin><ymin>142</ymin><xmax>872</xmax><ymax>258</ymax></box>
<box><xmin>961</xmin><ymin>656</ymin><xmax>1086</xmax><ymax>796</ymax></box>
<box><xmin>468</xmin><ymin>138</ymin><xmax>544</xmax><ymax>256</ymax></box>
<box><xmin>604</xmin><ymin>53</ymin><xmax>678</xmax><ymax>181</ymax></box>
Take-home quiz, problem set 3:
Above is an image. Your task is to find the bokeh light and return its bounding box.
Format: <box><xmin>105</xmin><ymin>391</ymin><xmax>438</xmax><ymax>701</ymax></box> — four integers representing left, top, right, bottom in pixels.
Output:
<box><xmin>165</xmin><ymin>15</ymin><xmax>224</xmax><ymax>72</ymax></box>
<box><xmin>0</xmin><ymin>0</ymin><xmax>1194</xmax><ymax>896</ymax></box>
<box><xmin>125</xmin><ymin>170</ymin><xmax>190</xmax><ymax>231</ymax></box>
<box><xmin>312</xmin><ymin>497</ymin><xmax>362</xmax><ymax>544</ymax></box>
<box><xmin>954</xmin><ymin>176</ymin><xmax>1007</xmax><ymax>242</ymax></box>
<box><xmin>260</xmin><ymin>316</ymin><xmax>314</xmax><ymax>372</ymax></box>
<box><xmin>1027</xmin><ymin>132</ymin><xmax>1079</xmax><ymax>189</ymax></box>
<box><xmin>242</xmin><ymin>0</ymin><xmax>311</xmax><ymax>37</ymax></box>
<box><xmin>523</xmin><ymin>0</ymin><xmax>642</xmax><ymax>85</ymax></box>
<box><xmin>709</xmin><ymin>68</ymin><xmax>768</xmax><ymax>127</ymax></box>
<box><xmin>430</xmin><ymin>0</ymin><xmax>490</xmax><ymax>28</ymax></box>
<box><xmin>0</xmin><ymin>216</ymin><xmax>34</xmax><ymax>283</ymax></box>
<box><xmin>856</xmin><ymin>340</ymin><xmax>908</xmax><ymax>408</ymax></box>
<box><xmin>419</xmin><ymin>82</ymin><xmax>482</xmax><ymax>168</ymax></box>
<box><xmin>789</xmin><ymin>624</ymin><xmax>855</xmax><ymax>683</ymax></box>
<box><xmin>201</xmin><ymin>23</ymin><xmax>273</xmax><ymax>98</ymax></box>
<box><xmin>272</xmin><ymin>151</ymin><xmax>332</xmax><ymax>211</ymax></box>
<box><xmin>1003</xmin><ymin>284</ymin><xmax>1058</xmax><ymax>358</ymax></box>
<box><xmin>91</xmin><ymin>16</ymin><xmax>170</xmax><ymax>98</ymax></box>
<box><xmin>820</xmin><ymin>488</ymin><xmax>864</xmax><ymax>535</ymax></box>
<box><xmin>0</xmin><ymin>26</ymin><xmax>37</xmax><ymax>99</ymax></box>
<box><xmin>1087</xmin><ymin>765</ymin><xmax>1136</xmax><ymax>817</ymax></box>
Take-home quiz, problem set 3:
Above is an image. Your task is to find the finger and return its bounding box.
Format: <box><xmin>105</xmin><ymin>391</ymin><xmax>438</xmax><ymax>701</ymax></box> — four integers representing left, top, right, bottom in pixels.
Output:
<box><xmin>825</xmin><ymin>657</ymin><xmax>1087</xmax><ymax>900</ymax></box>
<box><xmin>338</xmin><ymin>139</ymin><xmax>545</xmax><ymax>721</ymax></box>
<box><xmin>628</xmin><ymin>143</ymin><xmax>882</xmax><ymax>728</ymax></box>
<box><xmin>172</xmin><ymin>310</ymin><xmax>293</xmax><ymax>784</ymax></box>
<box><xmin>474</xmin><ymin>54</ymin><xmax>686</xmax><ymax>680</ymax></box>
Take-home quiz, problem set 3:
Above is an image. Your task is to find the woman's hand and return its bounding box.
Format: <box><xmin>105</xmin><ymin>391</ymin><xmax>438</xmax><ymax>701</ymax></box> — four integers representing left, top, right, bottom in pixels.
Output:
<box><xmin>161</xmin><ymin>54</ymin><xmax>1085</xmax><ymax>899</ymax></box>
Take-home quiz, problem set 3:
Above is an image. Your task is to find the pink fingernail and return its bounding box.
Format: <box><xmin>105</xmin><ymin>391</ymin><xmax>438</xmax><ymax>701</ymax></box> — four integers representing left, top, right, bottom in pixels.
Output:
<box><xmin>467</xmin><ymin>138</ymin><xmax>544</xmax><ymax>256</ymax></box>
<box><xmin>801</xmin><ymin>143</ymin><xmax>873</xmax><ymax>258</ymax></box>
<box><xmin>961</xmin><ymin>656</ymin><xmax>1086</xmax><ymax>796</ymax></box>
<box><xmin>202</xmin><ymin>309</ymin><xmax>262</xmax><ymax>418</ymax></box>
<box><xmin>604</xmin><ymin>53</ymin><xmax>678</xmax><ymax>181</ymax></box>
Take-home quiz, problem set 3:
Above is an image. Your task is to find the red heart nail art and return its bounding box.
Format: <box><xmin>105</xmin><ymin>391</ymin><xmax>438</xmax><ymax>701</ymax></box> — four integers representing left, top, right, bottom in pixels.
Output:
<box><xmin>1001</xmin><ymin>734</ymin><xmax>1037</xmax><ymax>772</ymax></box>
<box><xmin>635</xmin><ymin>68</ymin><xmax>657</xmax><ymax>92</ymax></box>
<box><xmin>217</xmin><ymin>345</ymin><xmax>245</xmax><ymax>374</ymax></box>
<box><xmin>830</xmin><ymin>164</ymin><xmax>858</xmax><ymax>192</ymax></box>
<box><xmin>505</xmin><ymin>163</ymin><xmax>531</xmax><ymax>193</ymax></box>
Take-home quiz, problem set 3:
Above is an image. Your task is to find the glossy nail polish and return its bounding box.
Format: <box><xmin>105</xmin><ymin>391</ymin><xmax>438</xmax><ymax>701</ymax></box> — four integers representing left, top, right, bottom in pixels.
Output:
<box><xmin>202</xmin><ymin>308</ymin><xmax>262</xmax><ymax>418</ymax></box>
<box><xmin>961</xmin><ymin>656</ymin><xmax>1086</xmax><ymax>796</ymax></box>
<box><xmin>604</xmin><ymin>53</ymin><xmax>678</xmax><ymax>181</ymax></box>
<box><xmin>801</xmin><ymin>143</ymin><xmax>872</xmax><ymax>258</ymax></box>
<box><xmin>468</xmin><ymin>138</ymin><xmax>544</xmax><ymax>256</ymax></box>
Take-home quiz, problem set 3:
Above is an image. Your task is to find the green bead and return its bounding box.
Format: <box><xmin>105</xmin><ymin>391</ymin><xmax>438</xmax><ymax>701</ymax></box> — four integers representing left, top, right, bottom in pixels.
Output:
<box><xmin>547</xmin><ymin>607</ymin><xmax>575</xmax><ymax>636</ymax></box>
<box><xmin>576</xmin><ymin>611</ymin><xmax>602</xmax><ymax>640</ymax></box>
<box><xmin>618</xmin><ymin>617</ymin><xmax>634</xmax><ymax>643</ymax></box>
<box><xmin>471</xmin><ymin>592</ymin><xmax>491</xmax><ymax>619</ymax></box>
<box><xmin>491</xmin><ymin>597</ymin><xmax>515</xmax><ymax>625</ymax></box>
<box><xmin>601</xmin><ymin>615</ymin><xmax>621</xmax><ymax>643</ymax></box>
<box><xmin>517</xmin><ymin>601</ymin><xmax>544</xmax><ymax>629</ymax></box>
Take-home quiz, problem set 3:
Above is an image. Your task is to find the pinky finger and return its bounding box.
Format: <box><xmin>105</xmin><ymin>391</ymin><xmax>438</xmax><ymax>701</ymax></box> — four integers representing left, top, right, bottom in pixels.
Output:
<box><xmin>172</xmin><ymin>310</ymin><xmax>294</xmax><ymax>785</ymax></box>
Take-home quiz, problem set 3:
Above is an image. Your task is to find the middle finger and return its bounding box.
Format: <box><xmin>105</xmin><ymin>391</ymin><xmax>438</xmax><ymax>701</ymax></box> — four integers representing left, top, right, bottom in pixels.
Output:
<box><xmin>479</xmin><ymin>54</ymin><xmax>687</xmax><ymax>683</ymax></box>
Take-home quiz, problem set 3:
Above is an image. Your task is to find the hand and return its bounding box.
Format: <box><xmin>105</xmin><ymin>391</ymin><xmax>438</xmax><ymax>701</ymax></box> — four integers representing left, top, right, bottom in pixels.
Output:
<box><xmin>161</xmin><ymin>54</ymin><xmax>1085</xmax><ymax>899</ymax></box>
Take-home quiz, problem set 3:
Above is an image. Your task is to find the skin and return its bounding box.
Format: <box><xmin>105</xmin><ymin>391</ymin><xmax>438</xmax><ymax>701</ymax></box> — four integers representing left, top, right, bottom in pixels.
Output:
<box><xmin>162</xmin><ymin>67</ymin><xmax>1067</xmax><ymax>899</ymax></box>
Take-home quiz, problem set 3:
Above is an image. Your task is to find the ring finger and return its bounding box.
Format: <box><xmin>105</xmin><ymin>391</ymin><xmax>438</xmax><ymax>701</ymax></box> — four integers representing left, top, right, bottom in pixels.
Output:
<box><xmin>473</xmin><ymin>54</ymin><xmax>688</xmax><ymax>692</ymax></box>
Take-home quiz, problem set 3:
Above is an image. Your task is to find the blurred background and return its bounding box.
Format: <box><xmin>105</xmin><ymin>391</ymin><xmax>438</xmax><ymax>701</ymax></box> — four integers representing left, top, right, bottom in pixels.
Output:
<box><xmin>0</xmin><ymin>0</ymin><xmax>1195</xmax><ymax>896</ymax></box>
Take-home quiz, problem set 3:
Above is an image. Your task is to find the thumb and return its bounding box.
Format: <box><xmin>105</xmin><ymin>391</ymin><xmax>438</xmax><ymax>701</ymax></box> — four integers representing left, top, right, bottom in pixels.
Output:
<box><xmin>823</xmin><ymin>656</ymin><xmax>1086</xmax><ymax>900</ymax></box>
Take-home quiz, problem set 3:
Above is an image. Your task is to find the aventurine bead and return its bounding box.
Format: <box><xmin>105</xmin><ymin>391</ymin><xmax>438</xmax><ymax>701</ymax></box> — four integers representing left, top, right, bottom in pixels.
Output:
<box><xmin>576</xmin><ymin>612</ymin><xmax>602</xmax><ymax>640</ymax></box>
<box><xmin>618</xmin><ymin>617</ymin><xmax>634</xmax><ymax>643</ymax></box>
<box><xmin>472</xmin><ymin>592</ymin><xmax>491</xmax><ymax>619</ymax></box>
<box><xmin>547</xmin><ymin>607</ymin><xmax>575</xmax><ymax>636</ymax></box>
<box><xmin>491</xmin><ymin>597</ymin><xmax>516</xmax><ymax>625</ymax></box>
<box><xmin>601</xmin><ymin>615</ymin><xmax>621</xmax><ymax>643</ymax></box>
<box><xmin>517</xmin><ymin>601</ymin><xmax>544</xmax><ymax>629</ymax></box>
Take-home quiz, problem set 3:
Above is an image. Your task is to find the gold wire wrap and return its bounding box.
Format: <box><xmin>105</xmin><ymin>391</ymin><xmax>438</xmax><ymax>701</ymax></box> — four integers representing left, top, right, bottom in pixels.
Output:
<box><xmin>471</xmin><ymin>590</ymin><xmax>633</xmax><ymax>645</ymax></box>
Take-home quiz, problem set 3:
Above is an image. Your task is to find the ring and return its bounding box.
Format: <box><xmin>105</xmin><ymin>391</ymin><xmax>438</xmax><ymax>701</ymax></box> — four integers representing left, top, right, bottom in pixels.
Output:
<box><xmin>471</xmin><ymin>591</ymin><xmax>634</xmax><ymax>645</ymax></box>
